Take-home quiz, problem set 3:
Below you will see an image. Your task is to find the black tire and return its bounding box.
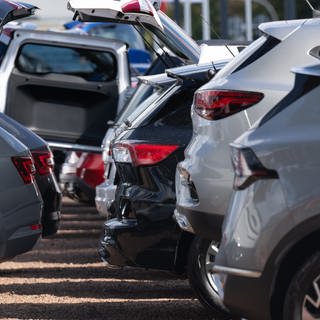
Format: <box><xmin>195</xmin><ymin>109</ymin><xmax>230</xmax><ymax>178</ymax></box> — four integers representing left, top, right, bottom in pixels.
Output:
<box><xmin>187</xmin><ymin>236</ymin><xmax>232</xmax><ymax>320</ymax></box>
<box><xmin>283</xmin><ymin>251</ymin><xmax>320</xmax><ymax>320</ymax></box>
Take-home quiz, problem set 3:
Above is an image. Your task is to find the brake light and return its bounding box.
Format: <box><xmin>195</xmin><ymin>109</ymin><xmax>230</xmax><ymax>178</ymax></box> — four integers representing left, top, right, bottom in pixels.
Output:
<box><xmin>32</xmin><ymin>150</ymin><xmax>54</xmax><ymax>176</ymax></box>
<box><xmin>112</xmin><ymin>142</ymin><xmax>179</xmax><ymax>166</ymax></box>
<box><xmin>12</xmin><ymin>156</ymin><xmax>36</xmax><ymax>184</ymax></box>
<box><xmin>122</xmin><ymin>0</ymin><xmax>154</xmax><ymax>15</ymax></box>
<box><xmin>194</xmin><ymin>90</ymin><xmax>264</xmax><ymax>121</ymax></box>
<box><xmin>230</xmin><ymin>145</ymin><xmax>278</xmax><ymax>190</ymax></box>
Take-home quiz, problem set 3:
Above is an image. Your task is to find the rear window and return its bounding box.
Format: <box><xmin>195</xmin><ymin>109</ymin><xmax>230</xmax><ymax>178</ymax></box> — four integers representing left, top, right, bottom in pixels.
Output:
<box><xmin>215</xmin><ymin>35</ymin><xmax>280</xmax><ymax>79</ymax></box>
<box><xmin>16</xmin><ymin>43</ymin><xmax>117</xmax><ymax>82</ymax></box>
<box><xmin>87</xmin><ymin>24</ymin><xmax>146</xmax><ymax>51</ymax></box>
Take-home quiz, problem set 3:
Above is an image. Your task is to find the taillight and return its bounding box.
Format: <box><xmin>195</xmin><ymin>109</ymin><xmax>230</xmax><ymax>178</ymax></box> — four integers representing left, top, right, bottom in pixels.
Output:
<box><xmin>112</xmin><ymin>142</ymin><xmax>179</xmax><ymax>167</ymax></box>
<box><xmin>32</xmin><ymin>150</ymin><xmax>54</xmax><ymax>176</ymax></box>
<box><xmin>12</xmin><ymin>156</ymin><xmax>36</xmax><ymax>184</ymax></box>
<box><xmin>230</xmin><ymin>144</ymin><xmax>278</xmax><ymax>190</ymax></box>
<box><xmin>122</xmin><ymin>0</ymin><xmax>154</xmax><ymax>15</ymax></box>
<box><xmin>194</xmin><ymin>90</ymin><xmax>264</xmax><ymax>120</ymax></box>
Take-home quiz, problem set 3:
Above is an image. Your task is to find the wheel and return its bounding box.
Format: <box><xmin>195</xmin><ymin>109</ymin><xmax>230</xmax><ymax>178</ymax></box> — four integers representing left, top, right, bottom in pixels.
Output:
<box><xmin>187</xmin><ymin>236</ymin><xmax>232</xmax><ymax>319</ymax></box>
<box><xmin>284</xmin><ymin>252</ymin><xmax>320</xmax><ymax>320</ymax></box>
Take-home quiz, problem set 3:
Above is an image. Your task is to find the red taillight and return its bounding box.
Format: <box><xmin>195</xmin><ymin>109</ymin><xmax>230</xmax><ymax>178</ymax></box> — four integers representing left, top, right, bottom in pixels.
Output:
<box><xmin>31</xmin><ymin>224</ymin><xmax>42</xmax><ymax>231</ymax></box>
<box><xmin>32</xmin><ymin>150</ymin><xmax>54</xmax><ymax>176</ymax></box>
<box><xmin>112</xmin><ymin>142</ymin><xmax>179</xmax><ymax>167</ymax></box>
<box><xmin>194</xmin><ymin>90</ymin><xmax>264</xmax><ymax>121</ymax></box>
<box><xmin>12</xmin><ymin>156</ymin><xmax>36</xmax><ymax>184</ymax></box>
<box><xmin>121</xmin><ymin>0</ymin><xmax>154</xmax><ymax>15</ymax></box>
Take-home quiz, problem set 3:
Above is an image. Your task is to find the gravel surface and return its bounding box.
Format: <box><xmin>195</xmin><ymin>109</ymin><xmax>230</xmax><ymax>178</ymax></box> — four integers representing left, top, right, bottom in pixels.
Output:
<box><xmin>0</xmin><ymin>198</ymin><xmax>212</xmax><ymax>320</ymax></box>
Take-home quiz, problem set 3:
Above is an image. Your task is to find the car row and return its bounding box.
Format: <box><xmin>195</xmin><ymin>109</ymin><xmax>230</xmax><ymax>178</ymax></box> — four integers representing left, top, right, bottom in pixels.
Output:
<box><xmin>6</xmin><ymin>0</ymin><xmax>320</xmax><ymax>319</ymax></box>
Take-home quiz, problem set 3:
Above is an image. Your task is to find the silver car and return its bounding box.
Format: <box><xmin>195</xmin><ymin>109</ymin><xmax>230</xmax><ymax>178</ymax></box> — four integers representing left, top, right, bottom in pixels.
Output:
<box><xmin>0</xmin><ymin>126</ymin><xmax>42</xmax><ymax>259</ymax></box>
<box><xmin>213</xmin><ymin>61</ymin><xmax>320</xmax><ymax>320</ymax></box>
<box><xmin>174</xmin><ymin>17</ymin><xmax>320</xmax><ymax>311</ymax></box>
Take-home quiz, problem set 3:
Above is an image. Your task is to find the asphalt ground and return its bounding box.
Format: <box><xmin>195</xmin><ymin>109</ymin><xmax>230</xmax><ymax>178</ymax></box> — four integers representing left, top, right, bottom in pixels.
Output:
<box><xmin>0</xmin><ymin>198</ymin><xmax>213</xmax><ymax>320</ymax></box>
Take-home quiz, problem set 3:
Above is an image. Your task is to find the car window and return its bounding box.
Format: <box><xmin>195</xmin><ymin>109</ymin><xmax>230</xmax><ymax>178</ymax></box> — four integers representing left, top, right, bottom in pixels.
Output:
<box><xmin>127</xmin><ymin>87</ymin><xmax>165</xmax><ymax>123</ymax></box>
<box><xmin>16</xmin><ymin>43</ymin><xmax>117</xmax><ymax>82</ymax></box>
<box><xmin>151</xmin><ymin>88</ymin><xmax>194</xmax><ymax>128</ymax></box>
<box><xmin>116</xmin><ymin>82</ymin><xmax>153</xmax><ymax>123</ymax></box>
<box><xmin>88</xmin><ymin>24</ymin><xmax>146</xmax><ymax>51</ymax></box>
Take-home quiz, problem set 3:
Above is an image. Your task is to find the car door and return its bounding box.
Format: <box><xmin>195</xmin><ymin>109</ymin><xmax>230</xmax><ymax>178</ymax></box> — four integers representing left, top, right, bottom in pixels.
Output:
<box><xmin>3</xmin><ymin>29</ymin><xmax>130</xmax><ymax>152</ymax></box>
<box><xmin>68</xmin><ymin>0</ymin><xmax>200</xmax><ymax>63</ymax></box>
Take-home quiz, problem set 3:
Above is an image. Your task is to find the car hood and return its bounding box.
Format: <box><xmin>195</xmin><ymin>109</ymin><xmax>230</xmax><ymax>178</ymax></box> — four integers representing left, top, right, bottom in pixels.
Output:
<box><xmin>0</xmin><ymin>1</ymin><xmax>37</xmax><ymax>28</ymax></box>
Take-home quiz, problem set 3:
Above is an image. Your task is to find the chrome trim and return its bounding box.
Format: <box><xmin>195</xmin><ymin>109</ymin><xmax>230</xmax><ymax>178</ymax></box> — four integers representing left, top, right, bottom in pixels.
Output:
<box><xmin>48</xmin><ymin>142</ymin><xmax>102</xmax><ymax>153</ymax></box>
<box><xmin>213</xmin><ymin>265</ymin><xmax>262</xmax><ymax>278</ymax></box>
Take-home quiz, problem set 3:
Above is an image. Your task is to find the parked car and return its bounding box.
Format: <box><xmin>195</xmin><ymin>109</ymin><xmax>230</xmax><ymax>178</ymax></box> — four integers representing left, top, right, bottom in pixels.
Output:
<box><xmin>0</xmin><ymin>113</ymin><xmax>61</xmax><ymax>237</ymax></box>
<box><xmin>174</xmin><ymin>17</ymin><xmax>320</xmax><ymax>311</ymax></box>
<box><xmin>98</xmin><ymin>61</ymin><xmax>231</xmax><ymax>318</ymax></box>
<box><xmin>95</xmin><ymin>72</ymin><xmax>175</xmax><ymax>217</ymax></box>
<box><xmin>0</xmin><ymin>125</ymin><xmax>42</xmax><ymax>260</ymax></box>
<box><xmin>213</xmin><ymin>61</ymin><xmax>320</xmax><ymax>320</ymax></box>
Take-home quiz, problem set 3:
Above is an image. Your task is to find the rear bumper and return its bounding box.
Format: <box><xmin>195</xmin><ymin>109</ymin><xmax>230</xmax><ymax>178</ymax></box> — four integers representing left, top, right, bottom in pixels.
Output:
<box><xmin>36</xmin><ymin>173</ymin><xmax>62</xmax><ymax>237</ymax></box>
<box><xmin>174</xmin><ymin>205</ymin><xmax>223</xmax><ymax>241</ymax></box>
<box><xmin>99</xmin><ymin>217</ymin><xmax>180</xmax><ymax>270</ymax></box>
<box><xmin>4</xmin><ymin>228</ymin><xmax>41</xmax><ymax>260</ymax></box>
<box><xmin>0</xmin><ymin>199</ymin><xmax>42</xmax><ymax>260</ymax></box>
<box><xmin>214</xmin><ymin>267</ymin><xmax>273</xmax><ymax>320</ymax></box>
<box><xmin>59</xmin><ymin>172</ymin><xmax>77</xmax><ymax>196</ymax></box>
<box><xmin>95</xmin><ymin>181</ymin><xmax>116</xmax><ymax>218</ymax></box>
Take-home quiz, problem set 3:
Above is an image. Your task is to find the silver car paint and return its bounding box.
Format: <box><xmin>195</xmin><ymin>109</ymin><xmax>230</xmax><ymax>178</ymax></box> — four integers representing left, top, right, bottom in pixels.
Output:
<box><xmin>175</xmin><ymin>18</ymin><xmax>320</xmax><ymax>233</ymax></box>
<box><xmin>215</xmin><ymin>64</ymin><xmax>320</xmax><ymax>273</ymax></box>
<box><xmin>0</xmin><ymin>126</ymin><xmax>42</xmax><ymax>258</ymax></box>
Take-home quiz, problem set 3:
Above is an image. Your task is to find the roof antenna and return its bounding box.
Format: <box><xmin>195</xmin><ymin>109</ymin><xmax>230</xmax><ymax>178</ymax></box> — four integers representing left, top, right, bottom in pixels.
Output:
<box><xmin>305</xmin><ymin>0</ymin><xmax>320</xmax><ymax>16</ymax></box>
<box><xmin>200</xmin><ymin>14</ymin><xmax>235</xmax><ymax>58</ymax></box>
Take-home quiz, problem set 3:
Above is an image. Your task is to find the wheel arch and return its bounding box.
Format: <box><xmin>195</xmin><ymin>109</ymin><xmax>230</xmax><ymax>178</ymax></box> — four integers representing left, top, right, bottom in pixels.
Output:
<box><xmin>269</xmin><ymin>215</ymin><xmax>320</xmax><ymax>319</ymax></box>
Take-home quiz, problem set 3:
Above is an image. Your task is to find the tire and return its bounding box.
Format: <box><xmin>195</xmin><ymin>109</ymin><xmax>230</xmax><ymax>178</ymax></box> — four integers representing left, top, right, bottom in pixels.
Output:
<box><xmin>283</xmin><ymin>251</ymin><xmax>320</xmax><ymax>320</ymax></box>
<box><xmin>187</xmin><ymin>236</ymin><xmax>232</xmax><ymax>320</ymax></box>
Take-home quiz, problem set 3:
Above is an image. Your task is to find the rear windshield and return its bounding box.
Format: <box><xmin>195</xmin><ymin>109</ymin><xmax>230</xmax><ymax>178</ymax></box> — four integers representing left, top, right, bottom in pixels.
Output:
<box><xmin>116</xmin><ymin>82</ymin><xmax>153</xmax><ymax>123</ymax></box>
<box><xmin>87</xmin><ymin>24</ymin><xmax>146</xmax><ymax>51</ymax></box>
<box><xmin>16</xmin><ymin>43</ymin><xmax>117</xmax><ymax>82</ymax></box>
<box><xmin>215</xmin><ymin>35</ymin><xmax>280</xmax><ymax>79</ymax></box>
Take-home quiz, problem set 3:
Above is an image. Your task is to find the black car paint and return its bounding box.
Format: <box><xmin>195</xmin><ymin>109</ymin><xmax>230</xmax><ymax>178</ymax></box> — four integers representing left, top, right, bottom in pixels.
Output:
<box><xmin>99</xmin><ymin>64</ymin><xmax>218</xmax><ymax>272</ymax></box>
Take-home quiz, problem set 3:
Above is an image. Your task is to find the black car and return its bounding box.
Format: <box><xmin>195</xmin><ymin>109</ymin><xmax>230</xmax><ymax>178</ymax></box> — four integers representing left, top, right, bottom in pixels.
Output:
<box><xmin>98</xmin><ymin>61</ymin><xmax>230</xmax><ymax>318</ymax></box>
<box><xmin>0</xmin><ymin>113</ymin><xmax>61</xmax><ymax>237</ymax></box>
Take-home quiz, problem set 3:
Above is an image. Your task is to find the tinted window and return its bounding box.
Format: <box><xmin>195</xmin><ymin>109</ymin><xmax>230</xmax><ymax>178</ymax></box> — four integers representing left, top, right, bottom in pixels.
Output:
<box><xmin>16</xmin><ymin>43</ymin><xmax>117</xmax><ymax>82</ymax></box>
<box><xmin>149</xmin><ymin>88</ymin><xmax>195</xmax><ymax>128</ymax></box>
